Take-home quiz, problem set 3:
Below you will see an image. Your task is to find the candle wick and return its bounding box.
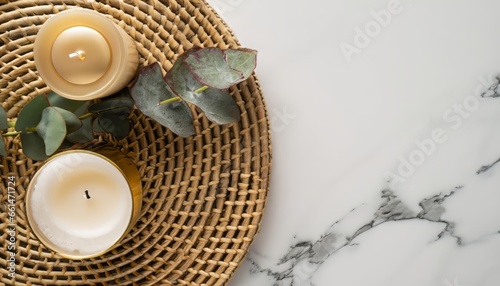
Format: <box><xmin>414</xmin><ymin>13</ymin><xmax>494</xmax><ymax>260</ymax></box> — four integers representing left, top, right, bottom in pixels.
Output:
<box><xmin>69</xmin><ymin>50</ymin><xmax>86</xmax><ymax>61</ymax></box>
<box><xmin>84</xmin><ymin>190</ymin><xmax>91</xmax><ymax>200</ymax></box>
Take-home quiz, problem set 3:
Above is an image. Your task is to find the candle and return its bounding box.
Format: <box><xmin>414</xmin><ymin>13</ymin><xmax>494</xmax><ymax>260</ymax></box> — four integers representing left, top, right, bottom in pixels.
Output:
<box><xmin>26</xmin><ymin>149</ymin><xmax>142</xmax><ymax>259</ymax></box>
<box><xmin>33</xmin><ymin>8</ymin><xmax>138</xmax><ymax>100</ymax></box>
<box><xmin>51</xmin><ymin>26</ymin><xmax>111</xmax><ymax>85</ymax></box>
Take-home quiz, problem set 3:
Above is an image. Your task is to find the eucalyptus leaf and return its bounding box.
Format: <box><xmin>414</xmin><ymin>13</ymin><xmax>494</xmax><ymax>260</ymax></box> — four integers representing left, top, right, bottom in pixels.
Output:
<box><xmin>148</xmin><ymin>102</ymin><xmax>196</xmax><ymax>137</ymax></box>
<box><xmin>73</xmin><ymin>101</ymin><xmax>91</xmax><ymax>117</ymax></box>
<box><xmin>0</xmin><ymin>136</ymin><xmax>7</xmax><ymax>156</ymax></box>
<box><xmin>66</xmin><ymin>117</ymin><xmax>93</xmax><ymax>144</ymax></box>
<box><xmin>184</xmin><ymin>48</ymin><xmax>242</xmax><ymax>89</ymax></box>
<box><xmin>130</xmin><ymin>62</ymin><xmax>195</xmax><ymax>137</ymax></box>
<box><xmin>187</xmin><ymin>88</ymin><xmax>240</xmax><ymax>124</ymax></box>
<box><xmin>37</xmin><ymin>107</ymin><xmax>67</xmax><ymax>156</ymax></box>
<box><xmin>165</xmin><ymin>55</ymin><xmax>240</xmax><ymax>124</ymax></box>
<box><xmin>182</xmin><ymin>47</ymin><xmax>257</xmax><ymax>89</ymax></box>
<box><xmin>93</xmin><ymin>118</ymin><xmax>106</xmax><ymax>134</ymax></box>
<box><xmin>225</xmin><ymin>48</ymin><xmax>257</xmax><ymax>80</ymax></box>
<box><xmin>0</xmin><ymin>107</ymin><xmax>7</xmax><ymax>130</ymax></box>
<box><xmin>130</xmin><ymin>63</ymin><xmax>170</xmax><ymax>111</ymax></box>
<box><xmin>47</xmin><ymin>91</ymin><xmax>89</xmax><ymax>112</ymax></box>
<box><xmin>165</xmin><ymin>53</ymin><xmax>204</xmax><ymax>99</ymax></box>
<box><xmin>88</xmin><ymin>96</ymin><xmax>134</xmax><ymax>115</ymax></box>
<box><xmin>15</xmin><ymin>94</ymin><xmax>50</xmax><ymax>132</ymax></box>
<box><xmin>97</xmin><ymin>112</ymin><xmax>130</xmax><ymax>140</ymax></box>
<box><xmin>20</xmin><ymin>132</ymin><xmax>48</xmax><ymax>161</ymax></box>
<box><xmin>59</xmin><ymin>139</ymin><xmax>75</xmax><ymax>150</ymax></box>
<box><xmin>52</xmin><ymin>107</ymin><xmax>82</xmax><ymax>133</ymax></box>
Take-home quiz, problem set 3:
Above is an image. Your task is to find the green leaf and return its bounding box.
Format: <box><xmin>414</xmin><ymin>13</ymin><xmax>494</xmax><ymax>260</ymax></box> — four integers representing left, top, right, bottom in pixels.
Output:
<box><xmin>130</xmin><ymin>62</ymin><xmax>195</xmax><ymax>137</ymax></box>
<box><xmin>47</xmin><ymin>91</ymin><xmax>89</xmax><ymax>112</ymax></box>
<box><xmin>225</xmin><ymin>48</ymin><xmax>257</xmax><ymax>80</ymax></box>
<box><xmin>0</xmin><ymin>107</ymin><xmax>7</xmax><ymax>130</ymax></box>
<box><xmin>148</xmin><ymin>102</ymin><xmax>196</xmax><ymax>137</ymax></box>
<box><xmin>165</xmin><ymin>56</ymin><xmax>240</xmax><ymax>124</ymax></box>
<box><xmin>93</xmin><ymin>118</ymin><xmax>106</xmax><ymax>134</ymax></box>
<box><xmin>15</xmin><ymin>95</ymin><xmax>51</xmax><ymax>160</ymax></box>
<box><xmin>96</xmin><ymin>112</ymin><xmax>130</xmax><ymax>140</ymax></box>
<box><xmin>0</xmin><ymin>136</ymin><xmax>7</xmax><ymax>156</ymax></box>
<box><xmin>20</xmin><ymin>132</ymin><xmax>48</xmax><ymax>161</ymax></box>
<box><xmin>88</xmin><ymin>96</ymin><xmax>134</xmax><ymax>115</ymax></box>
<box><xmin>73</xmin><ymin>101</ymin><xmax>91</xmax><ymax>117</ymax></box>
<box><xmin>59</xmin><ymin>139</ymin><xmax>75</xmax><ymax>150</ymax></box>
<box><xmin>182</xmin><ymin>47</ymin><xmax>257</xmax><ymax>89</ymax></box>
<box><xmin>15</xmin><ymin>94</ymin><xmax>50</xmax><ymax>132</ymax></box>
<box><xmin>36</xmin><ymin>107</ymin><xmax>67</xmax><ymax>156</ymax></box>
<box><xmin>66</xmin><ymin>117</ymin><xmax>94</xmax><ymax>143</ymax></box>
<box><xmin>52</xmin><ymin>107</ymin><xmax>82</xmax><ymax>133</ymax></box>
<box><xmin>187</xmin><ymin>88</ymin><xmax>240</xmax><ymax>124</ymax></box>
<box><xmin>165</xmin><ymin>52</ymin><xmax>205</xmax><ymax>99</ymax></box>
<box><xmin>130</xmin><ymin>63</ymin><xmax>169</xmax><ymax>111</ymax></box>
<box><xmin>184</xmin><ymin>48</ymin><xmax>242</xmax><ymax>89</ymax></box>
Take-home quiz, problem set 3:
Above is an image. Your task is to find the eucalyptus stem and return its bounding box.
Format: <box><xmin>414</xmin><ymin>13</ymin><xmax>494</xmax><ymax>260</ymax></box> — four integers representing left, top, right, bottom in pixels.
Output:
<box><xmin>194</xmin><ymin>85</ymin><xmax>209</xmax><ymax>94</ymax></box>
<box><xmin>159</xmin><ymin>96</ymin><xmax>181</xmax><ymax>106</ymax></box>
<box><xmin>2</xmin><ymin>131</ymin><xmax>20</xmax><ymax>137</ymax></box>
<box><xmin>79</xmin><ymin>113</ymin><xmax>93</xmax><ymax>120</ymax></box>
<box><xmin>2</xmin><ymin>126</ymin><xmax>36</xmax><ymax>137</ymax></box>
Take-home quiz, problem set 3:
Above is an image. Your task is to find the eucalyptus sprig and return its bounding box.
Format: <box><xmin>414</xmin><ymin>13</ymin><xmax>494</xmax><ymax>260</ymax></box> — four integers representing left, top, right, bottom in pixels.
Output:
<box><xmin>0</xmin><ymin>47</ymin><xmax>257</xmax><ymax>161</ymax></box>
<box><xmin>129</xmin><ymin>47</ymin><xmax>257</xmax><ymax>136</ymax></box>
<box><xmin>1</xmin><ymin>91</ymin><xmax>133</xmax><ymax>161</ymax></box>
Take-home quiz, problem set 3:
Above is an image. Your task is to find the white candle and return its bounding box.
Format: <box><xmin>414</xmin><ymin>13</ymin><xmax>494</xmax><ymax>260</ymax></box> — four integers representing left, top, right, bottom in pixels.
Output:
<box><xmin>51</xmin><ymin>26</ymin><xmax>111</xmax><ymax>85</ymax></box>
<box><xmin>26</xmin><ymin>150</ymin><xmax>142</xmax><ymax>259</ymax></box>
<box><xmin>33</xmin><ymin>8</ymin><xmax>139</xmax><ymax>100</ymax></box>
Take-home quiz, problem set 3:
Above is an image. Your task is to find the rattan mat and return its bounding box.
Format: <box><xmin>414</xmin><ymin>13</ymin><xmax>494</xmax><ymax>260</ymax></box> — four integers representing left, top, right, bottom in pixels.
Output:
<box><xmin>0</xmin><ymin>0</ymin><xmax>272</xmax><ymax>285</ymax></box>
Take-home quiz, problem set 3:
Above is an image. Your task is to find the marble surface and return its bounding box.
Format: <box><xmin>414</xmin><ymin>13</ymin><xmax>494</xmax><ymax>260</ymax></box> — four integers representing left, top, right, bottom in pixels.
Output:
<box><xmin>206</xmin><ymin>1</ymin><xmax>500</xmax><ymax>285</ymax></box>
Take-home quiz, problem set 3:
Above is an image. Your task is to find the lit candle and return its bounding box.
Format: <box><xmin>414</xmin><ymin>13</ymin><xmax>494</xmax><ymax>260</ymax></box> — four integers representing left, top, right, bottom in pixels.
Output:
<box><xmin>26</xmin><ymin>149</ymin><xmax>142</xmax><ymax>259</ymax></box>
<box><xmin>34</xmin><ymin>8</ymin><xmax>138</xmax><ymax>100</ymax></box>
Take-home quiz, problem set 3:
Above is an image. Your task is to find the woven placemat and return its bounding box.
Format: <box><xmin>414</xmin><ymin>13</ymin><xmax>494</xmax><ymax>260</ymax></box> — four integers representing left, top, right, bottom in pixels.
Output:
<box><xmin>0</xmin><ymin>1</ymin><xmax>271</xmax><ymax>285</ymax></box>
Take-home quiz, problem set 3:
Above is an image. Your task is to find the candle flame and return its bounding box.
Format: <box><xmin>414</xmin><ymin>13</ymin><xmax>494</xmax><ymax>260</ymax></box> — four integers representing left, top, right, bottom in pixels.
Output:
<box><xmin>68</xmin><ymin>50</ymin><xmax>86</xmax><ymax>61</ymax></box>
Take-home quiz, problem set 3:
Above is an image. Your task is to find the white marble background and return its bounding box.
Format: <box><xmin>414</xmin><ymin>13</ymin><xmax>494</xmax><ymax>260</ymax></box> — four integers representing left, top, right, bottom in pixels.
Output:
<box><xmin>206</xmin><ymin>1</ymin><xmax>500</xmax><ymax>285</ymax></box>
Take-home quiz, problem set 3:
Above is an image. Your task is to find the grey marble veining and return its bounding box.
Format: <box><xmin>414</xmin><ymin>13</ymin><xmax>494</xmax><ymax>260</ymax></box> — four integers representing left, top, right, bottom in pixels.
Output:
<box><xmin>245</xmin><ymin>188</ymin><xmax>463</xmax><ymax>285</ymax></box>
<box><xmin>239</xmin><ymin>150</ymin><xmax>500</xmax><ymax>285</ymax></box>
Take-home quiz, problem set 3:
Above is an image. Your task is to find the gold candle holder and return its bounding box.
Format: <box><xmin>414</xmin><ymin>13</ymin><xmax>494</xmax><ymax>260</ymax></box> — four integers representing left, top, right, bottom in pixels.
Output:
<box><xmin>25</xmin><ymin>149</ymin><xmax>142</xmax><ymax>259</ymax></box>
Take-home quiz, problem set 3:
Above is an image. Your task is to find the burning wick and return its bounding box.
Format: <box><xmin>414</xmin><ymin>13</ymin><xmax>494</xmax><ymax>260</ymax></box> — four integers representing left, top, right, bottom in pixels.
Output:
<box><xmin>84</xmin><ymin>190</ymin><xmax>91</xmax><ymax>200</ymax></box>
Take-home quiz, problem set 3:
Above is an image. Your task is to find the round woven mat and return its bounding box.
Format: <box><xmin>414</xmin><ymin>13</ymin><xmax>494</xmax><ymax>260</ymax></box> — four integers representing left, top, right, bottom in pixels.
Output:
<box><xmin>0</xmin><ymin>1</ymin><xmax>272</xmax><ymax>285</ymax></box>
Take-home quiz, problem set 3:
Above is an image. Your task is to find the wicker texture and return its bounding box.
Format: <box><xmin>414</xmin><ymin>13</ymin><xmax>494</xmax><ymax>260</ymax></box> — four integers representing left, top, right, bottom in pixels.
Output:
<box><xmin>0</xmin><ymin>0</ymin><xmax>271</xmax><ymax>285</ymax></box>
